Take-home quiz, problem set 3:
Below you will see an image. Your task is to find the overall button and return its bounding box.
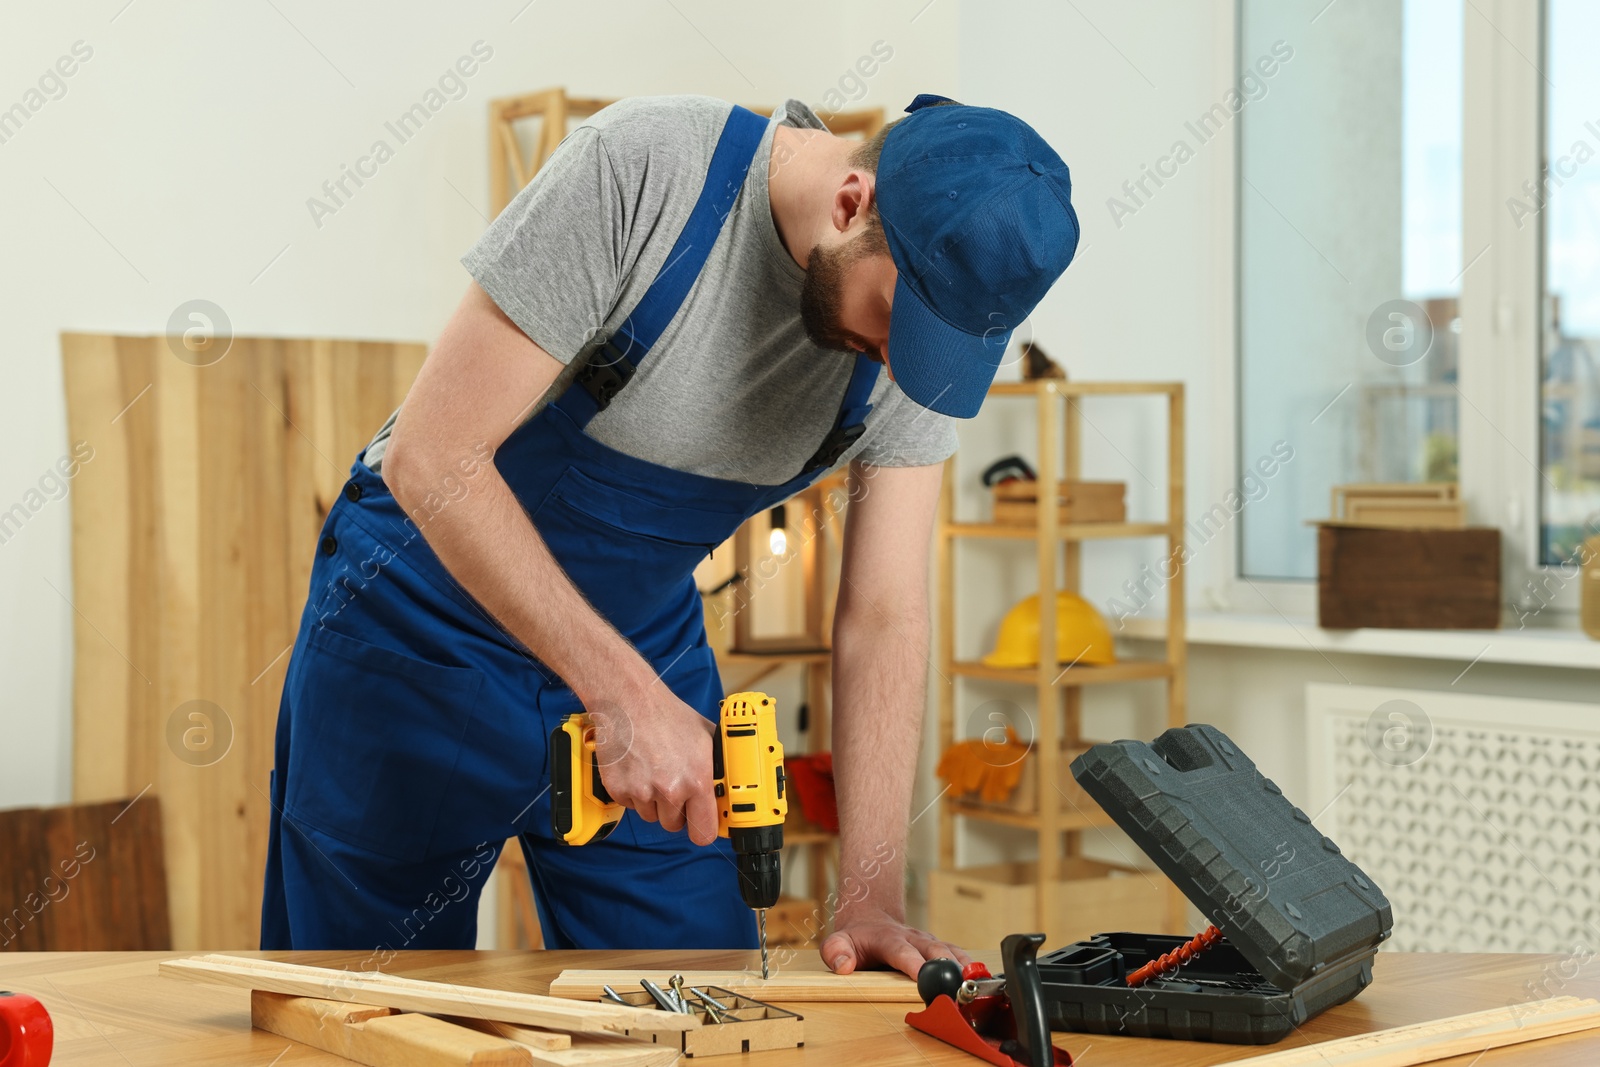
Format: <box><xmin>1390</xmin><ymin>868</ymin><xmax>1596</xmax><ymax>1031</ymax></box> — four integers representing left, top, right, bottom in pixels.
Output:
<box><xmin>320</xmin><ymin>535</ymin><xmax>338</xmax><ymax>556</ymax></box>
<box><xmin>344</xmin><ymin>482</ymin><xmax>362</xmax><ymax>502</ymax></box>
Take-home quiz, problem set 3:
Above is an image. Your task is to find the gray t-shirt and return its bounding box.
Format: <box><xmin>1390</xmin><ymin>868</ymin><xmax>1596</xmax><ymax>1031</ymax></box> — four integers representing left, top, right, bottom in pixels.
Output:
<box><xmin>365</xmin><ymin>94</ymin><xmax>957</xmax><ymax>484</ymax></box>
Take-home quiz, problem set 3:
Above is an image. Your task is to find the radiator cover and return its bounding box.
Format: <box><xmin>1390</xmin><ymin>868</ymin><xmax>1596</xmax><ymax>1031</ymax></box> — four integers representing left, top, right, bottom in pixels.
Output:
<box><xmin>1307</xmin><ymin>683</ymin><xmax>1600</xmax><ymax>953</ymax></box>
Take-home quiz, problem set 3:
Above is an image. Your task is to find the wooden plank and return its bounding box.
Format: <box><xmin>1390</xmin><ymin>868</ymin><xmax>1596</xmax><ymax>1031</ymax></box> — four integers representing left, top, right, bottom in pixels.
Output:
<box><xmin>252</xmin><ymin>991</ymin><xmax>532</xmax><ymax>1066</ymax></box>
<box><xmin>447</xmin><ymin>1017</ymin><xmax>571</xmax><ymax>1052</ymax></box>
<box><xmin>1227</xmin><ymin>996</ymin><xmax>1600</xmax><ymax>1066</ymax></box>
<box><xmin>547</xmin><ymin>969</ymin><xmax>918</xmax><ymax>1004</ymax></box>
<box><xmin>64</xmin><ymin>332</ymin><xmax>425</xmax><ymax>950</ymax></box>
<box><xmin>158</xmin><ymin>345</ymin><xmax>204</xmax><ymax>950</ymax></box>
<box><xmin>455</xmin><ymin>1014</ymin><xmax>698</xmax><ymax>1065</ymax></box>
<box><xmin>161</xmin><ymin>956</ymin><xmax>697</xmax><ymax>1033</ymax></box>
<box><xmin>1164</xmin><ymin>384</ymin><xmax>1187</xmax><ymax>933</ymax></box>
<box><xmin>61</xmin><ymin>332</ymin><xmax>141</xmax><ymax>805</ymax></box>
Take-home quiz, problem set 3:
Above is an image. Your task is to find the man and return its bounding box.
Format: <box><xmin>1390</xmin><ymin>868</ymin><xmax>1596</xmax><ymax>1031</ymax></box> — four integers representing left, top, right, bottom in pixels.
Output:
<box><xmin>261</xmin><ymin>92</ymin><xmax>1079</xmax><ymax>977</ymax></box>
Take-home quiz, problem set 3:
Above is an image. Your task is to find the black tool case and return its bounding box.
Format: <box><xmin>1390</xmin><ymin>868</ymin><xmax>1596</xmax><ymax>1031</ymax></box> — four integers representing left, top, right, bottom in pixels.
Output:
<box><xmin>1036</xmin><ymin>724</ymin><xmax>1393</xmax><ymax>1044</ymax></box>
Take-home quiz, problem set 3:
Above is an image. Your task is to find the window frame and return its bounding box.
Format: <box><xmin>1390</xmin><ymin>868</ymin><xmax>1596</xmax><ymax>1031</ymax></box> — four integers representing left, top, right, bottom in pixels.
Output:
<box><xmin>1222</xmin><ymin>0</ymin><xmax>1570</xmax><ymax>624</ymax></box>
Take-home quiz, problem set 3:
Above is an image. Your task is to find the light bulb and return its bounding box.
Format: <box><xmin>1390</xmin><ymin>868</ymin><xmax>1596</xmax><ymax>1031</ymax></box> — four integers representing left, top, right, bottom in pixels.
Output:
<box><xmin>767</xmin><ymin>503</ymin><xmax>789</xmax><ymax>556</ymax></box>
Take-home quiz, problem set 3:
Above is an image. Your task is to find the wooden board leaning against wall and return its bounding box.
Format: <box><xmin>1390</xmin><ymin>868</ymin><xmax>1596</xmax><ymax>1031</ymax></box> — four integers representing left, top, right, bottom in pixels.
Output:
<box><xmin>62</xmin><ymin>332</ymin><xmax>426</xmax><ymax>949</ymax></box>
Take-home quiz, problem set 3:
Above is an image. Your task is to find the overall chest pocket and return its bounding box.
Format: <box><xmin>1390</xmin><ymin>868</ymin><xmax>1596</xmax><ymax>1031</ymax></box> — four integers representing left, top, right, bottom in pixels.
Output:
<box><xmin>531</xmin><ymin>466</ymin><xmax>747</xmax><ymax>635</ymax></box>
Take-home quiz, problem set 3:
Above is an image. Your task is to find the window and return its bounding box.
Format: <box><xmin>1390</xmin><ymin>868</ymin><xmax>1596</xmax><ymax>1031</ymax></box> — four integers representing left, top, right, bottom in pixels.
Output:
<box><xmin>1539</xmin><ymin>0</ymin><xmax>1600</xmax><ymax>565</ymax></box>
<box><xmin>1237</xmin><ymin>0</ymin><xmax>1464</xmax><ymax>580</ymax></box>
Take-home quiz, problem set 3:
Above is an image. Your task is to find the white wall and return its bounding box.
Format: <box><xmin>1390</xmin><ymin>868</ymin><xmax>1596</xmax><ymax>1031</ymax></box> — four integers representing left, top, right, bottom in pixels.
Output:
<box><xmin>914</xmin><ymin>0</ymin><xmax>1238</xmax><ymax>886</ymax></box>
<box><xmin>0</xmin><ymin>0</ymin><xmax>959</xmax><ymax>810</ymax></box>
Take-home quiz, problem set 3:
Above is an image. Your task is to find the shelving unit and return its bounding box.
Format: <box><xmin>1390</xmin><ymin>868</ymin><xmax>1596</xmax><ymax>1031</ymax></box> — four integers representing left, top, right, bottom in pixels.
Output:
<box><xmin>932</xmin><ymin>379</ymin><xmax>1188</xmax><ymax>945</ymax></box>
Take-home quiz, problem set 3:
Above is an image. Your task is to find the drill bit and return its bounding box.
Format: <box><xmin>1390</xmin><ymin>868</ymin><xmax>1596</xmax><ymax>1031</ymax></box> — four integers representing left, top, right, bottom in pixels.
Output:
<box><xmin>759</xmin><ymin>908</ymin><xmax>769</xmax><ymax>980</ymax></box>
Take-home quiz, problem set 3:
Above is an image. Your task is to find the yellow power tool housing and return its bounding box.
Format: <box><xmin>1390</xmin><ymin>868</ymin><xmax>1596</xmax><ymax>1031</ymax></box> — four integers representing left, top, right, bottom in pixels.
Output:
<box><xmin>551</xmin><ymin>693</ymin><xmax>788</xmax><ymax>911</ymax></box>
<box><xmin>550</xmin><ymin>713</ymin><xmax>624</xmax><ymax>846</ymax></box>
<box><xmin>713</xmin><ymin>691</ymin><xmax>787</xmax><ymax>910</ymax></box>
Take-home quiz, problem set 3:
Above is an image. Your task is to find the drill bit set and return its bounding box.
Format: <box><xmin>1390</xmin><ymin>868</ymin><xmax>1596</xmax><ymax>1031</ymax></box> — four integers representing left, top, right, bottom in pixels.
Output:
<box><xmin>1025</xmin><ymin>724</ymin><xmax>1394</xmax><ymax>1044</ymax></box>
<box><xmin>597</xmin><ymin>977</ymin><xmax>804</xmax><ymax>1057</ymax></box>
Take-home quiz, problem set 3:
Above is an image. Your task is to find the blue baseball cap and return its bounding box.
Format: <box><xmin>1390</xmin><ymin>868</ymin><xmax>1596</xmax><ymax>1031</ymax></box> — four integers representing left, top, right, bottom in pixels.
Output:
<box><xmin>877</xmin><ymin>95</ymin><xmax>1080</xmax><ymax>418</ymax></box>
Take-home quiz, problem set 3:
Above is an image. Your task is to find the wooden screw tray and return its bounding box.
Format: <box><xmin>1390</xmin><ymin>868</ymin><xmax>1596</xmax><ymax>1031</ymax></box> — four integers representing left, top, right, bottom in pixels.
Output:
<box><xmin>603</xmin><ymin>985</ymin><xmax>803</xmax><ymax>1057</ymax></box>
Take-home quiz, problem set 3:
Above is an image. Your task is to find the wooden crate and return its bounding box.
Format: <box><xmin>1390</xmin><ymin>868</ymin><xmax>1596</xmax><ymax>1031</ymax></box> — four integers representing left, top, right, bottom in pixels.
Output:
<box><xmin>953</xmin><ymin>744</ymin><xmax>1093</xmax><ymax>815</ymax></box>
<box><xmin>991</xmin><ymin>480</ymin><xmax>1126</xmax><ymax>525</ymax></box>
<box><xmin>928</xmin><ymin>858</ymin><xmax>1167</xmax><ymax>949</ymax></box>
<box><xmin>1317</xmin><ymin>524</ymin><xmax>1501</xmax><ymax>629</ymax></box>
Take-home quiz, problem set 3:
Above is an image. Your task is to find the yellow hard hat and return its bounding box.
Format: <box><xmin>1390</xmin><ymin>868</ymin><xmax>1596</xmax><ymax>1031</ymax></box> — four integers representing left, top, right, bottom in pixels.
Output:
<box><xmin>982</xmin><ymin>592</ymin><xmax>1116</xmax><ymax>669</ymax></box>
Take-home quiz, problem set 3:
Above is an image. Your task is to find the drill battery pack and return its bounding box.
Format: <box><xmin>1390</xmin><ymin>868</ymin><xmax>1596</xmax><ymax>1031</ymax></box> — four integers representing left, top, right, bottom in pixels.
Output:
<box><xmin>1036</xmin><ymin>724</ymin><xmax>1393</xmax><ymax>1044</ymax></box>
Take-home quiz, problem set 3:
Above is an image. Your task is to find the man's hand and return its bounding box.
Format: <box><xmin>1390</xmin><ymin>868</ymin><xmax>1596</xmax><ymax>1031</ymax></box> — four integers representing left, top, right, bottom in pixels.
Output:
<box><xmin>587</xmin><ymin>684</ymin><xmax>719</xmax><ymax>845</ymax></box>
<box><xmin>821</xmin><ymin>904</ymin><xmax>972</xmax><ymax>979</ymax></box>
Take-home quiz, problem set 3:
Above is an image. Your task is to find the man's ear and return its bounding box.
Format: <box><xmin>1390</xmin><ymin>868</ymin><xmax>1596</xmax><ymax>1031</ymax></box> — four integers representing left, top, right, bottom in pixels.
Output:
<box><xmin>832</xmin><ymin>169</ymin><xmax>878</xmax><ymax>236</ymax></box>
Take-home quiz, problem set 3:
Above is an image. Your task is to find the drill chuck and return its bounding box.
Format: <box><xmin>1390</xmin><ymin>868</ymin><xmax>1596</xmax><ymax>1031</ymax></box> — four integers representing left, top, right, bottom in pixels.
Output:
<box><xmin>730</xmin><ymin>824</ymin><xmax>783</xmax><ymax>910</ymax></box>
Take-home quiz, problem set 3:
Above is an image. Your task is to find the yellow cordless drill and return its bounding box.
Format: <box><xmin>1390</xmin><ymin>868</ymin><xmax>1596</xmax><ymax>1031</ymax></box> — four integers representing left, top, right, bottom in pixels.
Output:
<box><xmin>550</xmin><ymin>691</ymin><xmax>788</xmax><ymax>976</ymax></box>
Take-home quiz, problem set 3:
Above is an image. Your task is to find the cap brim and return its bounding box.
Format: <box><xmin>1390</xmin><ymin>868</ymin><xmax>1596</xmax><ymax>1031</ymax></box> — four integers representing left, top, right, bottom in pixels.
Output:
<box><xmin>886</xmin><ymin>274</ymin><xmax>1006</xmax><ymax>419</ymax></box>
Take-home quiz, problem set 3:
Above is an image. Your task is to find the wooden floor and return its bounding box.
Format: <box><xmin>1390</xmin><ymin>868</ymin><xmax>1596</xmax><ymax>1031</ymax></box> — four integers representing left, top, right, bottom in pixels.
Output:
<box><xmin>3</xmin><ymin>949</ymin><xmax>1597</xmax><ymax>1065</ymax></box>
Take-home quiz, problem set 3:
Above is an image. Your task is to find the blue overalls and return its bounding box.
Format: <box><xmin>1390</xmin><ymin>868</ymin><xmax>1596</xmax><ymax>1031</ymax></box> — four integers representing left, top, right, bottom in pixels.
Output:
<box><xmin>260</xmin><ymin>105</ymin><xmax>880</xmax><ymax>952</ymax></box>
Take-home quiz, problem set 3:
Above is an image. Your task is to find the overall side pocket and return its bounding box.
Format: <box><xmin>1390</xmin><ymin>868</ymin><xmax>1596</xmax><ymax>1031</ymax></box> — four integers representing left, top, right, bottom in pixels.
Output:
<box><xmin>283</xmin><ymin>624</ymin><xmax>484</xmax><ymax>863</ymax></box>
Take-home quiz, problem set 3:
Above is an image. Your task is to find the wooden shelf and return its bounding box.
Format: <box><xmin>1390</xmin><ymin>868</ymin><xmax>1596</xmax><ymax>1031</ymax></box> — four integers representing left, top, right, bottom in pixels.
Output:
<box><xmin>716</xmin><ymin>649</ymin><xmax>831</xmax><ymax>665</ymax></box>
<box><xmin>947</xmin><ymin>801</ymin><xmax>1117</xmax><ymax>831</ymax></box>
<box><xmin>784</xmin><ymin>827</ymin><xmax>836</xmax><ymax>847</ymax></box>
<box><xmin>949</xmin><ymin>659</ymin><xmax>1173</xmax><ymax>687</ymax></box>
<box><xmin>943</xmin><ymin>521</ymin><xmax>1171</xmax><ymax>541</ymax></box>
<box><xmin>987</xmin><ymin>380</ymin><xmax>1182</xmax><ymax>397</ymax></box>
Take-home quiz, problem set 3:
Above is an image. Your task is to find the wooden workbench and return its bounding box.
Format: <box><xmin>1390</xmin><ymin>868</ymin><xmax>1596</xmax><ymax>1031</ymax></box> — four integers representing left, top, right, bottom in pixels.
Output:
<box><xmin>3</xmin><ymin>949</ymin><xmax>1596</xmax><ymax>1065</ymax></box>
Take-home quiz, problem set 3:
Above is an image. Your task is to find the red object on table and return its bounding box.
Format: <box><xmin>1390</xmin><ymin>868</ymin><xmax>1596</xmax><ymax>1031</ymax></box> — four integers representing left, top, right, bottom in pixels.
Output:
<box><xmin>0</xmin><ymin>991</ymin><xmax>53</xmax><ymax>1067</ymax></box>
<box><xmin>905</xmin><ymin>962</ymin><xmax>1073</xmax><ymax>1067</ymax></box>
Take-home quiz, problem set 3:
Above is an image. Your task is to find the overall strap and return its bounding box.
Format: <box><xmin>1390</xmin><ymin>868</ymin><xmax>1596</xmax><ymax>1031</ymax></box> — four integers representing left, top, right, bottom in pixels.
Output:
<box><xmin>559</xmin><ymin>104</ymin><xmax>771</xmax><ymax>428</ymax></box>
<box><xmin>801</xmin><ymin>355</ymin><xmax>881</xmax><ymax>475</ymax></box>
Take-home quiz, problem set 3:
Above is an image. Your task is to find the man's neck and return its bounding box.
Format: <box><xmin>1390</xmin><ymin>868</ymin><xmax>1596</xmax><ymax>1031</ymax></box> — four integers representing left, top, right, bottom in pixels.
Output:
<box><xmin>768</xmin><ymin>124</ymin><xmax>853</xmax><ymax>271</ymax></box>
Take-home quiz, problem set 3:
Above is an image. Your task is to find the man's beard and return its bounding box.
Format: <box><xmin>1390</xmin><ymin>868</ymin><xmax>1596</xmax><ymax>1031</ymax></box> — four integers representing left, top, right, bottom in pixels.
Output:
<box><xmin>799</xmin><ymin>227</ymin><xmax>889</xmax><ymax>353</ymax></box>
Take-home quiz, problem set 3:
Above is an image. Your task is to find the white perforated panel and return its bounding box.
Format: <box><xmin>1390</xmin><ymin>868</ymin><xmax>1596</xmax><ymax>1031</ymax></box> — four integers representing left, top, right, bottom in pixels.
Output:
<box><xmin>1307</xmin><ymin>684</ymin><xmax>1600</xmax><ymax>953</ymax></box>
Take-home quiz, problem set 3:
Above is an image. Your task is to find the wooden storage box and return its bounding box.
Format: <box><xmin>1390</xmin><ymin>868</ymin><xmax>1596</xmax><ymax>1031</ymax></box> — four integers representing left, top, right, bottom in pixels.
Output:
<box><xmin>1317</xmin><ymin>524</ymin><xmax>1501</xmax><ymax>629</ymax></box>
<box><xmin>992</xmin><ymin>480</ymin><xmax>1126</xmax><ymax>525</ymax></box>
<box><xmin>928</xmin><ymin>857</ymin><xmax>1167</xmax><ymax>949</ymax></box>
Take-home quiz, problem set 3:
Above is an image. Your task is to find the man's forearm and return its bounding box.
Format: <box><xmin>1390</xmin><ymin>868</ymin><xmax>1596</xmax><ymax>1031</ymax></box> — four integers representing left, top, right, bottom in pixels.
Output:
<box><xmin>830</xmin><ymin>600</ymin><xmax>930</xmax><ymax>921</ymax></box>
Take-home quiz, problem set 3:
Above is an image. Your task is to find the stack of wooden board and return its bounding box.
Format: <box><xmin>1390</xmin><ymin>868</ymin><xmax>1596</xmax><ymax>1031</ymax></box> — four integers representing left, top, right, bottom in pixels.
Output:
<box><xmin>1329</xmin><ymin>482</ymin><xmax>1465</xmax><ymax>527</ymax></box>
<box><xmin>161</xmin><ymin>955</ymin><xmax>687</xmax><ymax>1066</ymax></box>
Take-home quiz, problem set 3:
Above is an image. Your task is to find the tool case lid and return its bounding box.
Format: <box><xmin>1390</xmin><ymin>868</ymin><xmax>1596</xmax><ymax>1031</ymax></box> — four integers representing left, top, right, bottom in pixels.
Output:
<box><xmin>1069</xmin><ymin>724</ymin><xmax>1392</xmax><ymax>991</ymax></box>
